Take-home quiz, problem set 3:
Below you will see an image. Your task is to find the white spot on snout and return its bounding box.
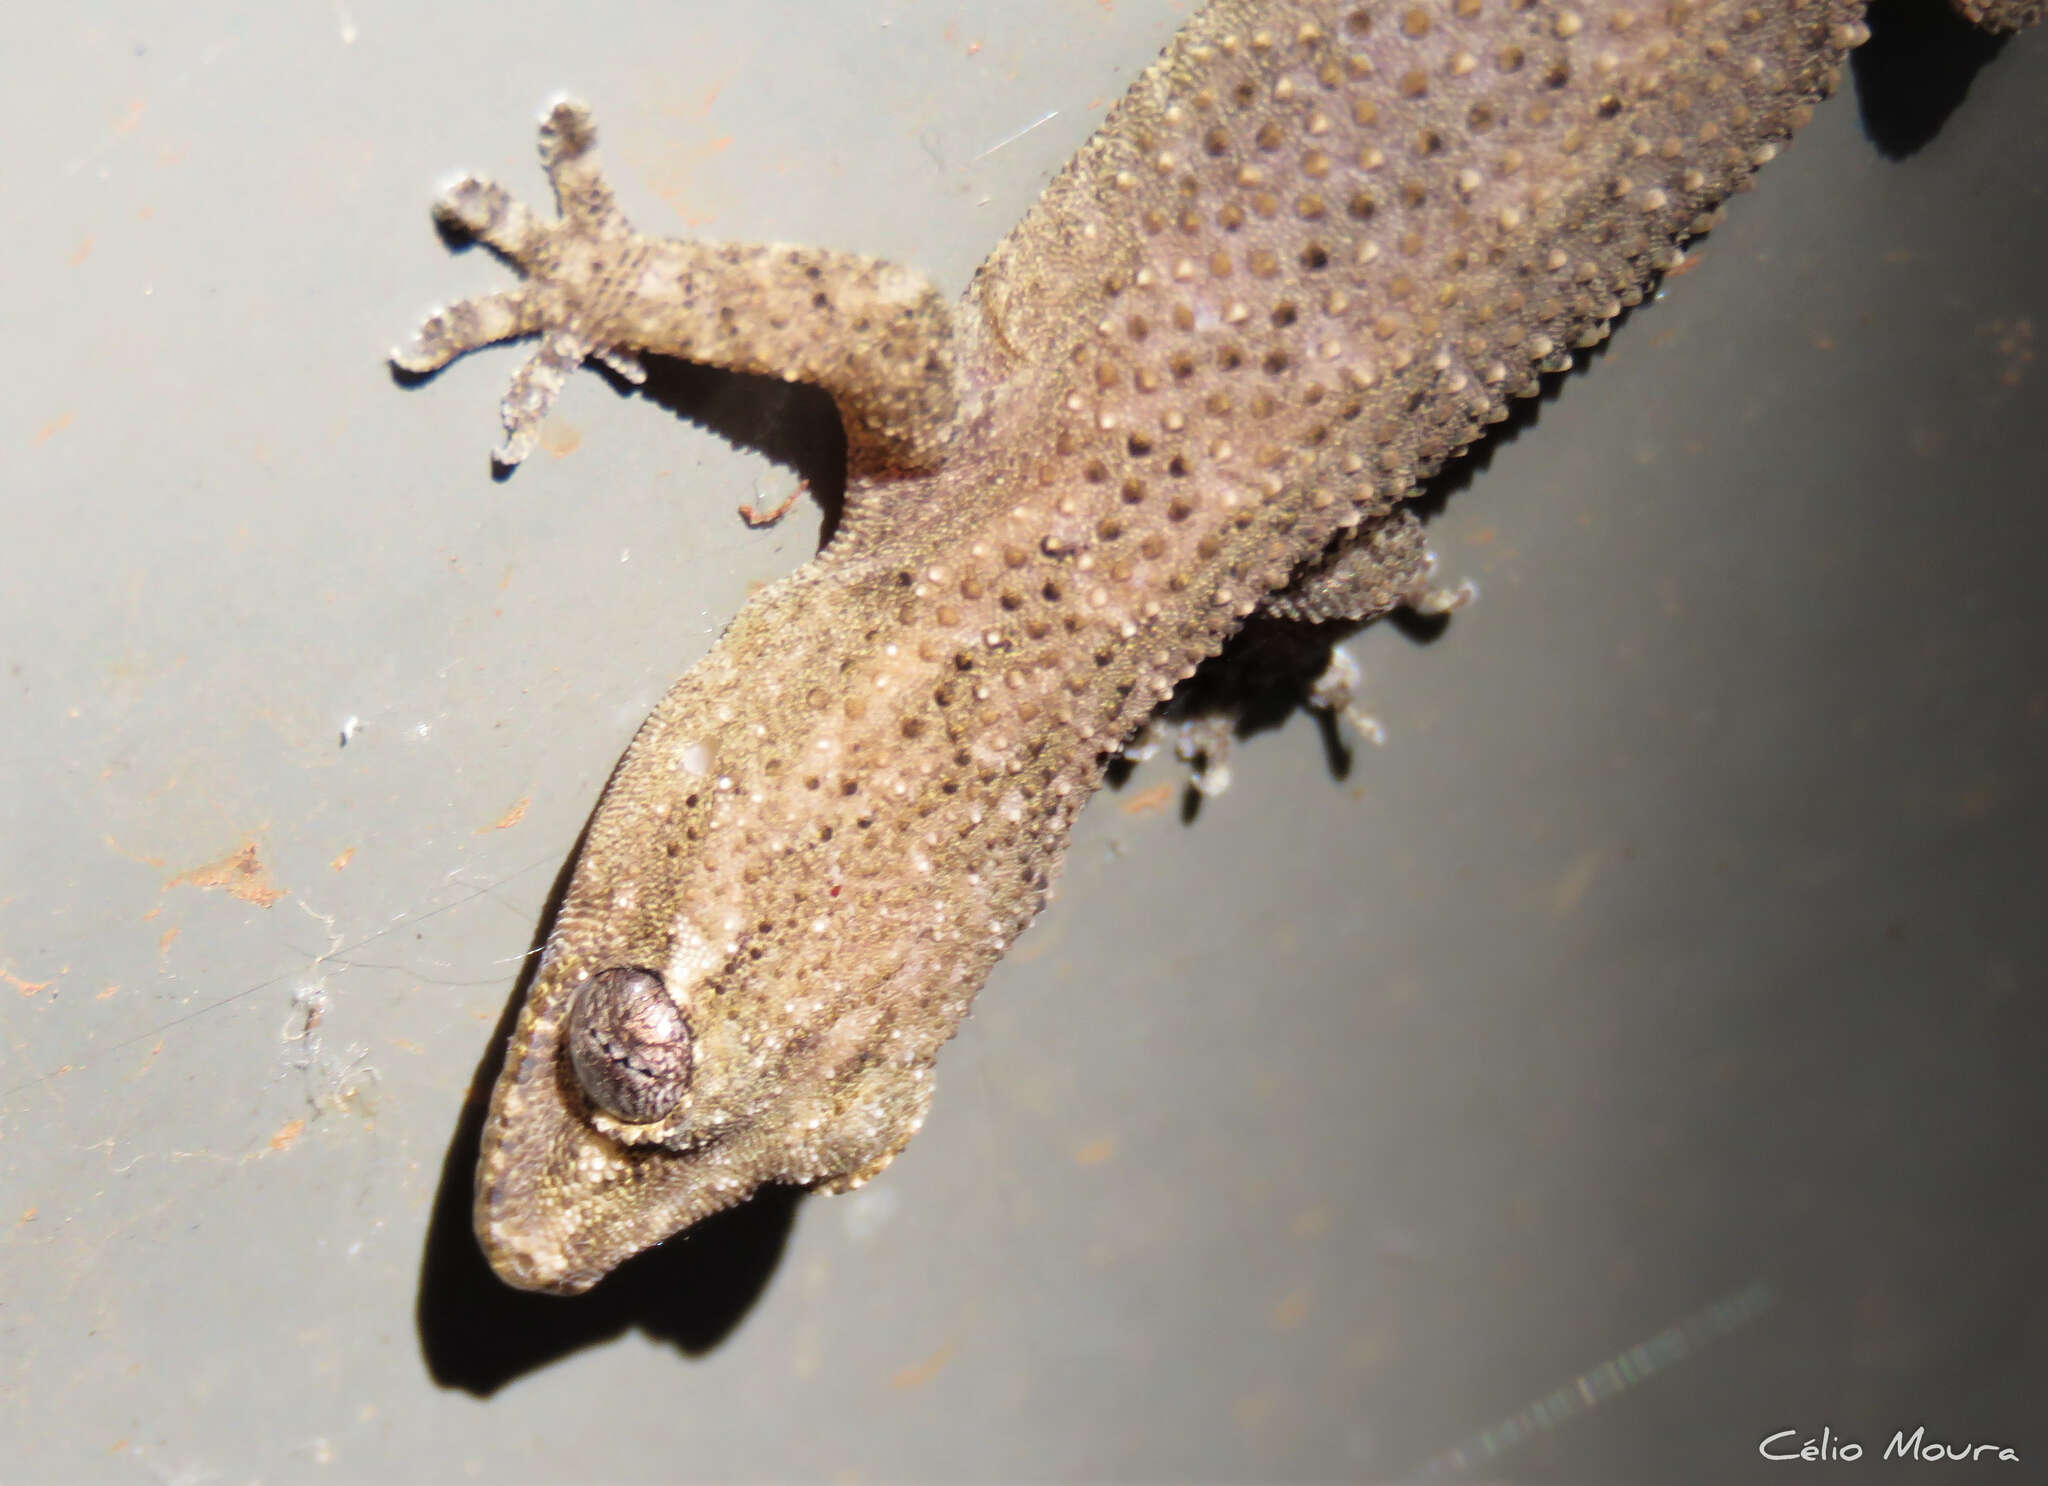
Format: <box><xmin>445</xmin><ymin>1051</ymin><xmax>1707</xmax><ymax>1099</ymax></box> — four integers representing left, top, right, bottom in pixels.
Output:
<box><xmin>675</xmin><ymin>738</ymin><xmax>713</xmax><ymax>776</ymax></box>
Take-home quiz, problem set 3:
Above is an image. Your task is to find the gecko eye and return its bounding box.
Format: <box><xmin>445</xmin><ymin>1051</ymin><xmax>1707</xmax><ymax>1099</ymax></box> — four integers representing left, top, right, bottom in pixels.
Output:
<box><xmin>566</xmin><ymin>966</ymin><xmax>692</xmax><ymax>1123</ymax></box>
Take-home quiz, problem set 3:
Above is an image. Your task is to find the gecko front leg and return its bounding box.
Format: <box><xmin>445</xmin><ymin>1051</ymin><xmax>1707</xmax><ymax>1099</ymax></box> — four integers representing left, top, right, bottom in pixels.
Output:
<box><xmin>393</xmin><ymin>99</ymin><xmax>964</xmax><ymax>474</ymax></box>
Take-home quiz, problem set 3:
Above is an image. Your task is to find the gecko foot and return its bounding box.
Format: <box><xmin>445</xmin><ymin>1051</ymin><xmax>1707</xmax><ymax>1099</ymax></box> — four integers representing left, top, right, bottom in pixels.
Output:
<box><xmin>1306</xmin><ymin>643</ymin><xmax>1386</xmax><ymax>748</ymax></box>
<box><xmin>392</xmin><ymin>99</ymin><xmax>649</xmax><ymax>466</ymax></box>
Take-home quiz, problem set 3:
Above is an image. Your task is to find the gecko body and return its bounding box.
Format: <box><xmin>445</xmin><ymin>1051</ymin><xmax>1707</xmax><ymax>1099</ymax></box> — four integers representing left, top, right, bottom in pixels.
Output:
<box><xmin>396</xmin><ymin>0</ymin><xmax>2028</xmax><ymax>1292</ymax></box>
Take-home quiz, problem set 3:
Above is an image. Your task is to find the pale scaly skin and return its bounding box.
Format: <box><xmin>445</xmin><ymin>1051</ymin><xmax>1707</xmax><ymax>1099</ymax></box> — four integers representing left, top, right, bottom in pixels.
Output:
<box><xmin>396</xmin><ymin>0</ymin><xmax>2017</xmax><ymax>1294</ymax></box>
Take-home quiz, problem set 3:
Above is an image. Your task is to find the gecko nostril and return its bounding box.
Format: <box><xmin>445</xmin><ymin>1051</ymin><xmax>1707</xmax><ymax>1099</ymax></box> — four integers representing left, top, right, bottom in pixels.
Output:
<box><xmin>568</xmin><ymin>966</ymin><xmax>692</xmax><ymax>1124</ymax></box>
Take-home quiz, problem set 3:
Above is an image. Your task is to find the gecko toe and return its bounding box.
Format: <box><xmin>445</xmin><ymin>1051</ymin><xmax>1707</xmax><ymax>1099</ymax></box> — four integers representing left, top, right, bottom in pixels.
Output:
<box><xmin>536</xmin><ymin>98</ymin><xmax>624</xmax><ymax>233</ymax></box>
<box><xmin>536</xmin><ymin>98</ymin><xmax>599</xmax><ymax>168</ymax></box>
<box><xmin>595</xmin><ymin>347</ymin><xmax>648</xmax><ymax>386</ymax></box>
<box><xmin>494</xmin><ymin>328</ymin><xmax>591</xmax><ymax>466</ymax></box>
<box><xmin>433</xmin><ymin>176</ymin><xmax>549</xmax><ymax>263</ymax></box>
<box><xmin>393</xmin><ymin>287</ymin><xmax>546</xmax><ymax>374</ymax></box>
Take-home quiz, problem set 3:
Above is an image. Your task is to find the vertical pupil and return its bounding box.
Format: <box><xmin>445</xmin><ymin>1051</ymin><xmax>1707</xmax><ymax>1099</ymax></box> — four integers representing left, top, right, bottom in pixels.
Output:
<box><xmin>567</xmin><ymin>966</ymin><xmax>691</xmax><ymax>1123</ymax></box>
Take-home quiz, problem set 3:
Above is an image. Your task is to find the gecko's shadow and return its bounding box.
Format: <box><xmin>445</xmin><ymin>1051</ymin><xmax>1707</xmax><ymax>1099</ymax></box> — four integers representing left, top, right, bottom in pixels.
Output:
<box><xmin>618</xmin><ymin>356</ymin><xmax>853</xmax><ymax>546</ymax></box>
<box><xmin>1852</xmin><ymin>0</ymin><xmax>2017</xmax><ymax>158</ymax></box>
<box><xmin>415</xmin><ymin>814</ymin><xmax>804</xmax><ymax>1394</ymax></box>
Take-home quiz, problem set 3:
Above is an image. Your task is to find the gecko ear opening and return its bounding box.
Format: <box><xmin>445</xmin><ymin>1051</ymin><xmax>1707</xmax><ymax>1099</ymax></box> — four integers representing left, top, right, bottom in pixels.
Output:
<box><xmin>566</xmin><ymin>966</ymin><xmax>693</xmax><ymax>1123</ymax></box>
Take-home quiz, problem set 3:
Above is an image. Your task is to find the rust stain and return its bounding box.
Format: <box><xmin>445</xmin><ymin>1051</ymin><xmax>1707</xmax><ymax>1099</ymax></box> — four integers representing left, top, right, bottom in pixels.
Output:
<box><xmin>889</xmin><ymin>1339</ymin><xmax>958</xmax><ymax>1391</ymax></box>
<box><xmin>18</xmin><ymin>1208</ymin><xmax>36</xmax><ymax>1227</ymax></box>
<box><xmin>479</xmin><ymin>795</ymin><xmax>531</xmax><ymax>834</ymax></box>
<box><xmin>1073</xmin><ymin>1136</ymin><xmax>1116</xmax><ymax>1167</ymax></box>
<box><xmin>157</xmin><ymin>926</ymin><xmax>180</xmax><ymax>955</ymax></box>
<box><xmin>34</xmin><ymin>411</ymin><xmax>75</xmax><ymax>444</ymax></box>
<box><xmin>1271</xmin><ymin>1287</ymin><xmax>1311</xmax><ymax>1331</ymax></box>
<box><xmin>166</xmin><ymin>839</ymin><xmax>287</xmax><ymax>907</ymax></box>
<box><xmin>111</xmin><ymin>98</ymin><xmax>146</xmax><ymax>134</ymax></box>
<box><xmin>1290</xmin><ymin>1205</ymin><xmax>1332</xmax><ymax>1240</ymax></box>
<box><xmin>1551</xmin><ymin>846</ymin><xmax>1605</xmax><ymax>917</ymax></box>
<box><xmin>1232</xmin><ymin>1387</ymin><xmax>1279</xmax><ymax>1432</ymax></box>
<box><xmin>1119</xmin><ymin>781</ymin><xmax>1175</xmax><ymax>816</ymax></box>
<box><xmin>104</xmin><ymin>835</ymin><xmax>167</xmax><ymax>869</ymax></box>
<box><xmin>67</xmin><ymin>235</ymin><xmax>93</xmax><ymax>267</ymax></box>
<box><xmin>2</xmin><ymin>967</ymin><xmax>55</xmax><ymax>997</ymax></box>
<box><xmin>269</xmin><ymin>1119</ymin><xmax>306</xmax><ymax>1152</ymax></box>
<box><xmin>96</xmin><ymin>984</ymin><xmax>120</xmax><ymax>1001</ymax></box>
<box><xmin>1984</xmin><ymin>316</ymin><xmax>2034</xmax><ymax>388</ymax></box>
<box><xmin>537</xmin><ymin>420</ymin><xmax>581</xmax><ymax>457</ymax></box>
<box><xmin>739</xmin><ymin>478</ymin><xmax>805</xmax><ymax>528</ymax></box>
<box><xmin>329</xmin><ymin>847</ymin><xmax>356</xmax><ymax>871</ymax></box>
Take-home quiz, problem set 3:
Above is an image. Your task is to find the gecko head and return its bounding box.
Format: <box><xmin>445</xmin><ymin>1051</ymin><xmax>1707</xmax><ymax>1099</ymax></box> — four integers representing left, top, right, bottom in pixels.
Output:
<box><xmin>470</xmin><ymin>626</ymin><xmax>986</xmax><ymax>1294</ymax></box>
<box><xmin>472</xmin><ymin>925</ymin><xmax>948</xmax><ymax>1294</ymax></box>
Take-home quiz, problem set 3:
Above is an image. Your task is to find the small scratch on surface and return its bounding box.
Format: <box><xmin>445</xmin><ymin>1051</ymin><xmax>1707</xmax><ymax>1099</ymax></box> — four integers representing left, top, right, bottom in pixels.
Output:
<box><xmin>33</xmin><ymin>412</ymin><xmax>75</xmax><ymax>445</ymax></box>
<box><xmin>166</xmin><ymin>839</ymin><xmax>287</xmax><ymax>907</ymax></box>
<box><xmin>61</xmin><ymin>34</ymin><xmax>240</xmax><ymax>178</ymax></box>
<box><xmin>329</xmin><ymin>848</ymin><xmax>355</xmax><ymax>871</ymax></box>
<box><xmin>972</xmin><ymin>108</ymin><xmax>1059</xmax><ymax>162</ymax></box>
<box><xmin>269</xmin><ymin>1119</ymin><xmax>307</xmax><ymax>1152</ymax></box>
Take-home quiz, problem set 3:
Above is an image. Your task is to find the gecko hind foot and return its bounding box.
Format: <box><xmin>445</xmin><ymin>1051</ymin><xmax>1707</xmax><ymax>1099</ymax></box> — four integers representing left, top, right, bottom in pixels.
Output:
<box><xmin>392</xmin><ymin>99</ymin><xmax>647</xmax><ymax>466</ymax></box>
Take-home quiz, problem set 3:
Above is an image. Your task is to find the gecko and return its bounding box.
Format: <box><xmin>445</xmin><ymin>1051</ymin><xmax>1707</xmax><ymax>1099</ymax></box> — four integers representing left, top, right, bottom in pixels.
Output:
<box><xmin>395</xmin><ymin>0</ymin><xmax>2039</xmax><ymax>1294</ymax></box>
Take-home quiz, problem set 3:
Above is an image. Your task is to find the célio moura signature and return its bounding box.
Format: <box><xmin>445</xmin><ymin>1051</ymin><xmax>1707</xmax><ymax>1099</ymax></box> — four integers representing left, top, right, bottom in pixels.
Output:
<box><xmin>1760</xmin><ymin>1426</ymin><xmax>2020</xmax><ymax>1465</ymax></box>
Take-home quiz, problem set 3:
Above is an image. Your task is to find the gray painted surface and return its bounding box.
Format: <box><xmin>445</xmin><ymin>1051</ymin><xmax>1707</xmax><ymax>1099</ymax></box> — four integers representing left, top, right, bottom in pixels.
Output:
<box><xmin>4</xmin><ymin>2</ymin><xmax>2043</xmax><ymax>1480</ymax></box>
